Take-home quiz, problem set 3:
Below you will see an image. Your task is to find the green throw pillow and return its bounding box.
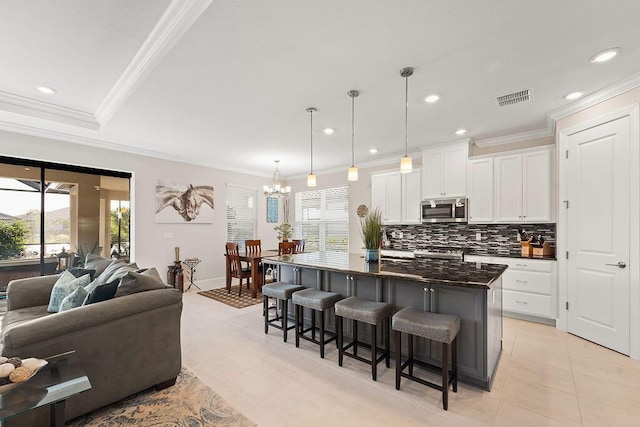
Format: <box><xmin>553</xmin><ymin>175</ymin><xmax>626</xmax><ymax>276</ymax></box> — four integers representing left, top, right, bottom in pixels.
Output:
<box><xmin>59</xmin><ymin>286</ymin><xmax>88</xmax><ymax>312</ymax></box>
<box><xmin>47</xmin><ymin>271</ymin><xmax>91</xmax><ymax>313</ymax></box>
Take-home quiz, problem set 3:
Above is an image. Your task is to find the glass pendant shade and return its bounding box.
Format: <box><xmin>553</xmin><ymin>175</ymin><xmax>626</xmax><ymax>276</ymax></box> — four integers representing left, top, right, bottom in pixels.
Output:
<box><xmin>400</xmin><ymin>155</ymin><xmax>413</xmax><ymax>173</ymax></box>
<box><xmin>348</xmin><ymin>165</ymin><xmax>359</xmax><ymax>181</ymax></box>
<box><xmin>307</xmin><ymin>173</ymin><xmax>317</xmax><ymax>187</ymax></box>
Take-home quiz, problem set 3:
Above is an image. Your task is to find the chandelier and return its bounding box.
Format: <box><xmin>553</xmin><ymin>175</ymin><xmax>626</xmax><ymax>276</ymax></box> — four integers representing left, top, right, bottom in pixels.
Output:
<box><xmin>263</xmin><ymin>160</ymin><xmax>290</xmax><ymax>197</ymax></box>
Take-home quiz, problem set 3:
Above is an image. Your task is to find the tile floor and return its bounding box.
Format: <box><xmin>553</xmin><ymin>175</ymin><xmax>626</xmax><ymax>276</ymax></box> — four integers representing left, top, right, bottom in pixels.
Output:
<box><xmin>182</xmin><ymin>280</ymin><xmax>640</xmax><ymax>426</ymax></box>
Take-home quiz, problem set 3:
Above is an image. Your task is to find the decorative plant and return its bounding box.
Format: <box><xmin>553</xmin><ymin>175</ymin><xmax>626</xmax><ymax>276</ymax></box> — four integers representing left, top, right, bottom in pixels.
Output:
<box><xmin>274</xmin><ymin>222</ymin><xmax>293</xmax><ymax>241</ymax></box>
<box><xmin>360</xmin><ymin>207</ymin><xmax>383</xmax><ymax>249</ymax></box>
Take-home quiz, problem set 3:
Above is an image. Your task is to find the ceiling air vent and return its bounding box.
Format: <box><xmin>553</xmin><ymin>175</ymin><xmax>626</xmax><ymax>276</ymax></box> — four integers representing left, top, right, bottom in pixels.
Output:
<box><xmin>496</xmin><ymin>89</ymin><xmax>533</xmax><ymax>107</ymax></box>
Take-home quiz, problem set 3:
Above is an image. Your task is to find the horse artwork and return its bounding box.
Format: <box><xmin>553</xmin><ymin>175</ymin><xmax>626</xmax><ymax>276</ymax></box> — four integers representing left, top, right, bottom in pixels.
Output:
<box><xmin>155</xmin><ymin>180</ymin><xmax>214</xmax><ymax>223</ymax></box>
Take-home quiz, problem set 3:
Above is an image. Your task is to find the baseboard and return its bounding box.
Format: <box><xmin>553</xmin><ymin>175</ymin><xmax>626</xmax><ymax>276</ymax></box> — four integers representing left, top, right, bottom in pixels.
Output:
<box><xmin>504</xmin><ymin>311</ymin><xmax>556</xmax><ymax>326</ymax></box>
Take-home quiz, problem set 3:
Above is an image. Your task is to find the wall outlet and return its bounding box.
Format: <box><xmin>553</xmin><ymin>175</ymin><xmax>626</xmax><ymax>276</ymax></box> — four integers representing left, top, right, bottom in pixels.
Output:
<box><xmin>475</xmin><ymin>232</ymin><xmax>481</xmax><ymax>241</ymax></box>
<box><xmin>164</xmin><ymin>232</ymin><xmax>174</xmax><ymax>239</ymax></box>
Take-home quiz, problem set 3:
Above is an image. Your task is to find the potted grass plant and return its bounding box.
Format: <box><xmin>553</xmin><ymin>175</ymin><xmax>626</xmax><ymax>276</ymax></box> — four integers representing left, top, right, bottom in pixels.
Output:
<box><xmin>274</xmin><ymin>222</ymin><xmax>293</xmax><ymax>241</ymax></box>
<box><xmin>360</xmin><ymin>207</ymin><xmax>383</xmax><ymax>262</ymax></box>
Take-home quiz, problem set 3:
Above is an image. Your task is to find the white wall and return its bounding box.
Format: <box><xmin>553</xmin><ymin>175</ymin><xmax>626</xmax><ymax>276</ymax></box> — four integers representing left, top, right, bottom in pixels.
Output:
<box><xmin>0</xmin><ymin>130</ymin><xmax>279</xmax><ymax>284</ymax></box>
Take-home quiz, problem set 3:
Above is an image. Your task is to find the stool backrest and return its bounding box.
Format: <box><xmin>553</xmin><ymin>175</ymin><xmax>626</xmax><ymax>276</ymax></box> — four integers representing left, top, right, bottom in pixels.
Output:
<box><xmin>245</xmin><ymin>239</ymin><xmax>262</xmax><ymax>256</ymax></box>
<box><xmin>225</xmin><ymin>242</ymin><xmax>242</xmax><ymax>275</ymax></box>
<box><xmin>279</xmin><ymin>241</ymin><xmax>296</xmax><ymax>255</ymax></box>
<box><xmin>292</xmin><ymin>239</ymin><xmax>304</xmax><ymax>253</ymax></box>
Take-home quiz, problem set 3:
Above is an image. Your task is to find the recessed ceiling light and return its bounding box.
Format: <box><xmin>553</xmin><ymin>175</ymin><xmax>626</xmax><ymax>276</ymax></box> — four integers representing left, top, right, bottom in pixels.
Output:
<box><xmin>36</xmin><ymin>85</ymin><xmax>57</xmax><ymax>95</ymax></box>
<box><xmin>565</xmin><ymin>91</ymin><xmax>584</xmax><ymax>100</ymax></box>
<box><xmin>424</xmin><ymin>94</ymin><xmax>441</xmax><ymax>103</ymax></box>
<box><xmin>322</xmin><ymin>128</ymin><xmax>334</xmax><ymax>135</ymax></box>
<box><xmin>455</xmin><ymin>129</ymin><xmax>467</xmax><ymax>135</ymax></box>
<box><xmin>590</xmin><ymin>48</ymin><xmax>621</xmax><ymax>63</ymax></box>
<box><xmin>369</xmin><ymin>148</ymin><xmax>378</xmax><ymax>154</ymax></box>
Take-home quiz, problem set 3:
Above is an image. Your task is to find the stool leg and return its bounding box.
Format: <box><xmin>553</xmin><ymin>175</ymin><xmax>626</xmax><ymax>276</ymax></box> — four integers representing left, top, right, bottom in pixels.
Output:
<box><xmin>263</xmin><ymin>296</ymin><xmax>269</xmax><ymax>334</ymax></box>
<box><xmin>442</xmin><ymin>341</ymin><xmax>449</xmax><ymax>411</ymax></box>
<box><xmin>320</xmin><ymin>309</ymin><xmax>325</xmax><ymax>358</ymax></box>
<box><xmin>311</xmin><ymin>308</ymin><xmax>316</xmax><ymax>341</ymax></box>
<box><xmin>282</xmin><ymin>298</ymin><xmax>288</xmax><ymax>342</ymax></box>
<box><xmin>295</xmin><ymin>304</ymin><xmax>301</xmax><ymax>348</ymax></box>
<box><xmin>452</xmin><ymin>336</ymin><xmax>458</xmax><ymax>393</ymax></box>
<box><xmin>408</xmin><ymin>333</ymin><xmax>414</xmax><ymax>376</ymax></box>
<box><xmin>395</xmin><ymin>330</ymin><xmax>401</xmax><ymax>390</ymax></box>
<box><xmin>385</xmin><ymin>317</ymin><xmax>390</xmax><ymax>368</ymax></box>
<box><xmin>371</xmin><ymin>322</ymin><xmax>377</xmax><ymax>381</ymax></box>
<box><xmin>337</xmin><ymin>315</ymin><xmax>344</xmax><ymax>367</ymax></box>
<box><xmin>353</xmin><ymin>320</ymin><xmax>358</xmax><ymax>356</ymax></box>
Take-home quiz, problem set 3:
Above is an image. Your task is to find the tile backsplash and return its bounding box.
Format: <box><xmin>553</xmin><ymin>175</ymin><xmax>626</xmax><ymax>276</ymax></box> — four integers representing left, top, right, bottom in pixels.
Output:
<box><xmin>384</xmin><ymin>223</ymin><xmax>556</xmax><ymax>257</ymax></box>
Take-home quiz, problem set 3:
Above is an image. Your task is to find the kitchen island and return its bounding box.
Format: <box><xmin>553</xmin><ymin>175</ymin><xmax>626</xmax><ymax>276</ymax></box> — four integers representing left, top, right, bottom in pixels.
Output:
<box><xmin>263</xmin><ymin>251</ymin><xmax>507</xmax><ymax>390</ymax></box>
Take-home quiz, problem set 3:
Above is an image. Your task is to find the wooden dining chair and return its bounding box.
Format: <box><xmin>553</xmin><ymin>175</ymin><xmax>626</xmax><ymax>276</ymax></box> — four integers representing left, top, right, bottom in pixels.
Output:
<box><xmin>279</xmin><ymin>241</ymin><xmax>296</xmax><ymax>255</ymax></box>
<box><xmin>292</xmin><ymin>239</ymin><xmax>305</xmax><ymax>254</ymax></box>
<box><xmin>225</xmin><ymin>242</ymin><xmax>251</xmax><ymax>296</ymax></box>
<box><xmin>245</xmin><ymin>239</ymin><xmax>262</xmax><ymax>255</ymax></box>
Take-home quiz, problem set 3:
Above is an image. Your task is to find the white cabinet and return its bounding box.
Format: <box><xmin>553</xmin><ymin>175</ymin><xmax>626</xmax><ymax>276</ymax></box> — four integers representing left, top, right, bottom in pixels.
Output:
<box><xmin>371</xmin><ymin>171</ymin><xmax>401</xmax><ymax>224</ymax></box>
<box><xmin>402</xmin><ymin>169</ymin><xmax>422</xmax><ymax>224</ymax></box>
<box><xmin>422</xmin><ymin>141</ymin><xmax>468</xmax><ymax>199</ymax></box>
<box><xmin>494</xmin><ymin>148</ymin><xmax>554</xmax><ymax>223</ymax></box>
<box><xmin>467</xmin><ymin>158</ymin><xmax>494</xmax><ymax>223</ymax></box>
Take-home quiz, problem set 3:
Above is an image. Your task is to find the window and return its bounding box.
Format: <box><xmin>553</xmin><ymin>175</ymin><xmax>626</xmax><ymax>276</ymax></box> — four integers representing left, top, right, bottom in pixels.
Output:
<box><xmin>295</xmin><ymin>186</ymin><xmax>348</xmax><ymax>252</ymax></box>
<box><xmin>226</xmin><ymin>185</ymin><xmax>257</xmax><ymax>251</ymax></box>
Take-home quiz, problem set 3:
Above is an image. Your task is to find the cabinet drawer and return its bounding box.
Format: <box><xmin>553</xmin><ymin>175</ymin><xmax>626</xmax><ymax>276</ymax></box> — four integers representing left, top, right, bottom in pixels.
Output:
<box><xmin>503</xmin><ymin>290</ymin><xmax>554</xmax><ymax>318</ymax></box>
<box><xmin>499</xmin><ymin>258</ymin><xmax>555</xmax><ymax>273</ymax></box>
<box><xmin>502</xmin><ymin>270</ymin><xmax>552</xmax><ymax>295</ymax></box>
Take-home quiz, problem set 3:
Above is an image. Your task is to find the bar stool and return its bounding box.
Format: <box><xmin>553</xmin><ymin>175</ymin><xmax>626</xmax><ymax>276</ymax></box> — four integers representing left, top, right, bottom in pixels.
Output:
<box><xmin>392</xmin><ymin>307</ymin><xmax>459</xmax><ymax>410</ymax></box>
<box><xmin>335</xmin><ymin>296</ymin><xmax>393</xmax><ymax>381</ymax></box>
<box><xmin>262</xmin><ymin>282</ymin><xmax>305</xmax><ymax>342</ymax></box>
<box><xmin>292</xmin><ymin>288</ymin><xmax>342</xmax><ymax>358</ymax></box>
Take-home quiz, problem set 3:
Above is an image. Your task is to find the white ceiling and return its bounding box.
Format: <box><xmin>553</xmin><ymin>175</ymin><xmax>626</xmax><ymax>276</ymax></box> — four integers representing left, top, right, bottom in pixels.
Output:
<box><xmin>1</xmin><ymin>0</ymin><xmax>640</xmax><ymax>178</ymax></box>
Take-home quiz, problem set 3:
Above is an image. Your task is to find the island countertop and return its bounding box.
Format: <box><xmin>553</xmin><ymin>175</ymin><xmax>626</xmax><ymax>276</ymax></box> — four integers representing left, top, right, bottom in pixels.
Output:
<box><xmin>263</xmin><ymin>251</ymin><xmax>507</xmax><ymax>289</ymax></box>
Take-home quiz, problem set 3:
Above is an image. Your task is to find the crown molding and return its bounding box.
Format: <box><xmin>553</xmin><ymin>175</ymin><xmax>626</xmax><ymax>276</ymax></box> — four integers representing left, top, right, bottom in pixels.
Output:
<box><xmin>547</xmin><ymin>70</ymin><xmax>640</xmax><ymax>121</ymax></box>
<box><xmin>0</xmin><ymin>90</ymin><xmax>98</xmax><ymax>130</ymax></box>
<box><xmin>95</xmin><ymin>0</ymin><xmax>212</xmax><ymax>125</ymax></box>
<box><xmin>473</xmin><ymin>128</ymin><xmax>554</xmax><ymax>148</ymax></box>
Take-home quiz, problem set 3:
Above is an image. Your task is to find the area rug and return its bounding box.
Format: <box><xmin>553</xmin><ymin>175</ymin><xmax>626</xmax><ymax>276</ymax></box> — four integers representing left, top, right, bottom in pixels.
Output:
<box><xmin>198</xmin><ymin>285</ymin><xmax>262</xmax><ymax>308</ymax></box>
<box><xmin>69</xmin><ymin>368</ymin><xmax>255</xmax><ymax>426</ymax></box>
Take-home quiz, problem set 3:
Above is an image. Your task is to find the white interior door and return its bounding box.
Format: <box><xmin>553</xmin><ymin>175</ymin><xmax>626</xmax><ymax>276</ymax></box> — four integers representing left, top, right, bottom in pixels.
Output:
<box><xmin>567</xmin><ymin>116</ymin><xmax>630</xmax><ymax>355</ymax></box>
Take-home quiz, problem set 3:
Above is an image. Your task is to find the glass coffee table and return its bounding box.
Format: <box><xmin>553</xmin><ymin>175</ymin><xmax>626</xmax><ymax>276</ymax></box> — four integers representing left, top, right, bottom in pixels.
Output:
<box><xmin>0</xmin><ymin>351</ymin><xmax>91</xmax><ymax>426</ymax></box>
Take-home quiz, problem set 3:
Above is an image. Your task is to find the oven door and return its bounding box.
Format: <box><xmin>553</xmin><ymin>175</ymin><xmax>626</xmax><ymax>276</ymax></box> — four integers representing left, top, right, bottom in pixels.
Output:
<box><xmin>421</xmin><ymin>198</ymin><xmax>468</xmax><ymax>223</ymax></box>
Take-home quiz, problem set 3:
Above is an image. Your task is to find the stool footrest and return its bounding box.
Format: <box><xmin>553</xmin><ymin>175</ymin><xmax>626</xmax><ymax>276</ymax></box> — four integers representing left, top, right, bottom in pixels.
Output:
<box><xmin>266</xmin><ymin>316</ymin><xmax>295</xmax><ymax>331</ymax></box>
<box><xmin>341</xmin><ymin>339</ymin><xmax>389</xmax><ymax>366</ymax></box>
<box><xmin>299</xmin><ymin>329</ymin><xmax>337</xmax><ymax>347</ymax></box>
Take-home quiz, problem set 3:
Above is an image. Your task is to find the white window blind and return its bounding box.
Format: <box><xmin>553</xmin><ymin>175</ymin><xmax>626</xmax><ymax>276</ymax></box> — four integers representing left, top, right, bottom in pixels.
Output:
<box><xmin>295</xmin><ymin>186</ymin><xmax>348</xmax><ymax>252</ymax></box>
<box><xmin>226</xmin><ymin>185</ymin><xmax>257</xmax><ymax>251</ymax></box>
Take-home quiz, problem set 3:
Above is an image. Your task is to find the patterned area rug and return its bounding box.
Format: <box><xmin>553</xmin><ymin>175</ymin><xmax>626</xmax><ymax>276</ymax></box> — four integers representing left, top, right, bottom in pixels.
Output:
<box><xmin>69</xmin><ymin>368</ymin><xmax>255</xmax><ymax>427</ymax></box>
<box><xmin>198</xmin><ymin>285</ymin><xmax>262</xmax><ymax>308</ymax></box>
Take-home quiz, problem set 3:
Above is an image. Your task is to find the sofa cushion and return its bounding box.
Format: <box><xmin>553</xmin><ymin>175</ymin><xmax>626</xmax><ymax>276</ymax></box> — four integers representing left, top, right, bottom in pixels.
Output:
<box><xmin>83</xmin><ymin>279</ymin><xmax>119</xmax><ymax>305</ymax></box>
<box><xmin>86</xmin><ymin>261</ymin><xmax>138</xmax><ymax>294</ymax></box>
<box><xmin>67</xmin><ymin>267</ymin><xmax>97</xmax><ymax>281</ymax></box>
<box><xmin>84</xmin><ymin>254</ymin><xmax>115</xmax><ymax>277</ymax></box>
<box><xmin>115</xmin><ymin>268</ymin><xmax>165</xmax><ymax>297</ymax></box>
<box><xmin>1</xmin><ymin>305</ymin><xmax>51</xmax><ymax>333</ymax></box>
<box><xmin>47</xmin><ymin>271</ymin><xmax>91</xmax><ymax>313</ymax></box>
<box><xmin>59</xmin><ymin>286</ymin><xmax>88</xmax><ymax>312</ymax></box>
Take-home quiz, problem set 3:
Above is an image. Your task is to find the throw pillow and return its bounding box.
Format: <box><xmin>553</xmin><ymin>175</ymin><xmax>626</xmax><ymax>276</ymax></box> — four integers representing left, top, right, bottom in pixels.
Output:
<box><xmin>85</xmin><ymin>254</ymin><xmax>115</xmax><ymax>277</ymax></box>
<box><xmin>47</xmin><ymin>271</ymin><xmax>91</xmax><ymax>313</ymax></box>
<box><xmin>86</xmin><ymin>260</ymin><xmax>136</xmax><ymax>293</ymax></box>
<box><xmin>83</xmin><ymin>279</ymin><xmax>120</xmax><ymax>305</ymax></box>
<box><xmin>67</xmin><ymin>267</ymin><xmax>97</xmax><ymax>281</ymax></box>
<box><xmin>116</xmin><ymin>268</ymin><xmax>165</xmax><ymax>297</ymax></box>
<box><xmin>58</xmin><ymin>286</ymin><xmax>88</xmax><ymax>312</ymax></box>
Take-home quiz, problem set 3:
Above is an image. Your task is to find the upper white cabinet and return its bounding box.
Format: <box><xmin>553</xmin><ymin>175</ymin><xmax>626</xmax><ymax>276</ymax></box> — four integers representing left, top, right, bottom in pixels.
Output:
<box><xmin>422</xmin><ymin>141</ymin><xmax>468</xmax><ymax>199</ymax></box>
<box><xmin>467</xmin><ymin>158</ymin><xmax>494</xmax><ymax>223</ymax></box>
<box><xmin>494</xmin><ymin>149</ymin><xmax>554</xmax><ymax>223</ymax></box>
<box><xmin>371</xmin><ymin>169</ymin><xmax>421</xmax><ymax>225</ymax></box>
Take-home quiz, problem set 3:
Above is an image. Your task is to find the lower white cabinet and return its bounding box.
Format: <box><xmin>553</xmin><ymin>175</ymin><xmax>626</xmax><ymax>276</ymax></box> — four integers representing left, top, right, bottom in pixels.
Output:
<box><xmin>465</xmin><ymin>255</ymin><xmax>557</xmax><ymax>321</ymax></box>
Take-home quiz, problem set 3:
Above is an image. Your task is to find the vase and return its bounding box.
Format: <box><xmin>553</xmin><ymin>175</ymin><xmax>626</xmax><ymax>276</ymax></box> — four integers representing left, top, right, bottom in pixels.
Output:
<box><xmin>364</xmin><ymin>248</ymin><xmax>379</xmax><ymax>262</ymax></box>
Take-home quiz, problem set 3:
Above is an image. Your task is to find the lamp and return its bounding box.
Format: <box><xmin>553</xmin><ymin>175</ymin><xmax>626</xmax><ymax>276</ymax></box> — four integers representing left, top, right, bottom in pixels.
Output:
<box><xmin>400</xmin><ymin>67</ymin><xmax>414</xmax><ymax>173</ymax></box>
<box><xmin>263</xmin><ymin>160</ymin><xmax>291</xmax><ymax>197</ymax></box>
<box><xmin>307</xmin><ymin>107</ymin><xmax>317</xmax><ymax>187</ymax></box>
<box><xmin>347</xmin><ymin>89</ymin><xmax>359</xmax><ymax>181</ymax></box>
<box><xmin>56</xmin><ymin>247</ymin><xmax>72</xmax><ymax>273</ymax></box>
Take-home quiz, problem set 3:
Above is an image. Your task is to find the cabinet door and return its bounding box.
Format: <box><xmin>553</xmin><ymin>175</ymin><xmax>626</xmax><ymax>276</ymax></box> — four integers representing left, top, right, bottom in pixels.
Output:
<box><xmin>422</xmin><ymin>150</ymin><xmax>443</xmax><ymax>198</ymax></box>
<box><xmin>385</xmin><ymin>172</ymin><xmax>402</xmax><ymax>224</ymax></box>
<box><xmin>495</xmin><ymin>154</ymin><xmax>523</xmax><ymax>222</ymax></box>
<box><xmin>443</xmin><ymin>144</ymin><xmax>468</xmax><ymax>197</ymax></box>
<box><xmin>371</xmin><ymin>173</ymin><xmax>386</xmax><ymax>213</ymax></box>
<box><xmin>402</xmin><ymin>169</ymin><xmax>422</xmax><ymax>224</ymax></box>
<box><xmin>522</xmin><ymin>150</ymin><xmax>553</xmax><ymax>222</ymax></box>
<box><xmin>468</xmin><ymin>158</ymin><xmax>494</xmax><ymax>223</ymax></box>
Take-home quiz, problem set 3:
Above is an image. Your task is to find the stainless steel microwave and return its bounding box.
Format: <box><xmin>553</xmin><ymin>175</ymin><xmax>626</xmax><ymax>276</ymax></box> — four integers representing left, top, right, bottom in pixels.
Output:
<box><xmin>420</xmin><ymin>197</ymin><xmax>468</xmax><ymax>223</ymax></box>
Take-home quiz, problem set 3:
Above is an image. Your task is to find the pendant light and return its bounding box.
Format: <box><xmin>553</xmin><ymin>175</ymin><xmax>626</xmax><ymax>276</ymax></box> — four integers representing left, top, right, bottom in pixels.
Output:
<box><xmin>307</xmin><ymin>107</ymin><xmax>317</xmax><ymax>187</ymax></box>
<box><xmin>347</xmin><ymin>90</ymin><xmax>360</xmax><ymax>181</ymax></box>
<box><xmin>400</xmin><ymin>67</ymin><xmax>414</xmax><ymax>173</ymax></box>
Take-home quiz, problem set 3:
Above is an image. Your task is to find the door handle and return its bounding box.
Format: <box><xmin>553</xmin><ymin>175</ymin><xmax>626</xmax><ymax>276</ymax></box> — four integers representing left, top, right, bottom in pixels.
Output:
<box><xmin>605</xmin><ymin>262</ymin><xmax>626</xmax><ymax>269</ymax></box>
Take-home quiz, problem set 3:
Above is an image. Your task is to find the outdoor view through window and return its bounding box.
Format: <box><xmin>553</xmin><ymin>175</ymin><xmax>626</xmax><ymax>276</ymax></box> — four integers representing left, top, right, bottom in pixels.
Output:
<box><xmin>0</xmin><ymin>160</ymin><xmax>130</xmax><ymax>290</ymax></box>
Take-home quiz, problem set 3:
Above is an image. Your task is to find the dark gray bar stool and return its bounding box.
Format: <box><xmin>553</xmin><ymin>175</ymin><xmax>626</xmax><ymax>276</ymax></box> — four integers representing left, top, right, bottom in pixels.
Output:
<box><xmin>393</xmin><ymin>307</ymin><xmax>460</xmax><ymax>410</ymax></box>
<box><xmin>335</xmin><ymin>296</ymin><xmax>393</xmax><ymax>381</ymax></box>
<box><xmin>292</xmin><ymin>288</ymin><xmax>342</xmax><ymax>358</ymax></box>
<box><xmin>262</xmin><ymin>282</ymin><xmax>305</xmax><ymax>342</ymax></box>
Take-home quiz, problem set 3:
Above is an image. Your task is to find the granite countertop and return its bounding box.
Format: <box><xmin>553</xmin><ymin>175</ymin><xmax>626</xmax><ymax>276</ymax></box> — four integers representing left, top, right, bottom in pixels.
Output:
<box><xmin>263</xmin><ymin>251</ymin><xmax>507</xmax><ymax>289</ymax></box>
<box><xmin>465</xmin><ymin>250</ymin><xmax>557</xmax><ymax>261</ymax></box>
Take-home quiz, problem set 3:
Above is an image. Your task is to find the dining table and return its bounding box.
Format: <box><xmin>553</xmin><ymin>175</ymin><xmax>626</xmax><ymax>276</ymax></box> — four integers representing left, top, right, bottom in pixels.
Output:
<box><xmin>225</xmin><ymin>249</ymin><xmax>279</xmax><ymax>298</ymax></box>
